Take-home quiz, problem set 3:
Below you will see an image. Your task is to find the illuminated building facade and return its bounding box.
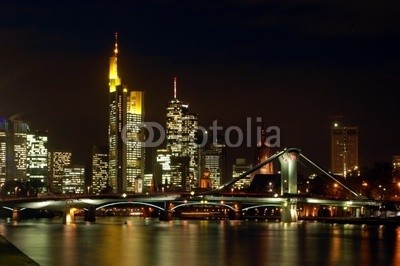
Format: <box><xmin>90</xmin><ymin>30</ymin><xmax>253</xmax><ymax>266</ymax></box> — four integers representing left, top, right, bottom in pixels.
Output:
<box><xmin>143</xmin><ymin>173</ymin><xmax>154</xmax><ymax>192</ymax></box>
<box><xmin>6</xmin><ymin>120</ymin><xmax>29</xmax><ymax>181</ymax></box>
<box><xmin>157</xmin><ymin>149</ymin><xmax>172</xmax><ymax>188</ymax></box>
<box><xmin>232</xmin><ymin>158</ymin><xmax>252</xmax><ymax>190</ymax></box>
<box><xmin>27</xmin><ymin>131</ymin><xmax>48</xmax><ymax>186</ymax></box>
<box><xmin>62</xmin><ymin>165</ymin><xmax>85</xmax><ymax>194</ymax></box>
<box><xmin>200</xmin><ymin>137</ymin><xmax>226</xmax><ymax>189</ymax></box>
<box><xmin>158</xmin><ymin>78</ymin><xmax>199</xmax><ymax>191</ymax></box>
<box><xmin>48</xmin><ymin>151</ymin><xmax>71</xmax><ymax>194</ymax></box>
<box><xmin>92</xmin><ymin>146</ymin><xmax>109</xmax><ymax>194</ymax></box>
<box><xmin>393</xmin><ymin>155</ymin><xmax>400</xmax><ymax>171</ymax></box>
<box><xmin>0</xmin><ymin>119</ymin><xmax>7</xmax><ymax>185</ymax></box>
<box><xmin>254</xmin><ymin>127</ymin><xmax>274</xmax><ymax>174</ymax></box>
<box><xmin>108</xmin><ymin>33</ymin><xmax>145</xmax><ymax>193</ymax></box>
<box><xmin>330</xmin><ymin>123</ymin><xmax>359</xmax><ymax>177</ymax></box>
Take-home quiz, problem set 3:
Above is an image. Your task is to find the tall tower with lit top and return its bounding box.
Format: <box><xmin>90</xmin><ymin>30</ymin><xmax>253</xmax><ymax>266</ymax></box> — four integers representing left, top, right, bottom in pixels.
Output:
<box><xmin>108</xmin><ymin>33</ymin><xmax>145</xmax><ymax>193</ymax></box>
<box><xmin>158</xmin><ymin>77</ymin><xmax>198</xmax><ymax>191</ymax></box>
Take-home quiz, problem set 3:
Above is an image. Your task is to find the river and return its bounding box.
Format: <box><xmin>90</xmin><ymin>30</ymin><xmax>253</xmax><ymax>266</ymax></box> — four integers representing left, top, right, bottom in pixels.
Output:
<box><xmin>1</xmin><ymin>217</ymin><xmax>399</xmax><ymax>266</ymax></box>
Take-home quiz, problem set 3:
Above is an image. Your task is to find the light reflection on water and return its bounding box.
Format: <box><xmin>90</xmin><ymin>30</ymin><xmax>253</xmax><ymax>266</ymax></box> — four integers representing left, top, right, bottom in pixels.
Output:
<box><xmin>1</xmin><ymin>218</ymin><xmax>400</xmax><ymax>266</ymax></box>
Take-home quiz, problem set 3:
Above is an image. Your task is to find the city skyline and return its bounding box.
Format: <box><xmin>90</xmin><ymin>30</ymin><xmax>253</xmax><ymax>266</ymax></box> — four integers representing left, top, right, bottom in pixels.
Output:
<box><xmin>1</xmin><ymin>2</ymin><xmax>399</xmax><ymax>169</ymax></box>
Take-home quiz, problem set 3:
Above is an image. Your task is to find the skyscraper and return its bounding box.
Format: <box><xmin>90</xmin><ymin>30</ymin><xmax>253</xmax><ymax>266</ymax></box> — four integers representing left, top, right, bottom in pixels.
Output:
<box><xmin>62</xmin><ymin>165</ymin><xmax>85</xmax><ymax>194</ymax></box>
<box><xmin>92</xmin><ymin>146</ymin><xmax>109</xmax><ymax>194</ymax></box>
<box><xmin>0</xmin><ymin>118</ymin><xmax>7</xmax><ymax>185</ymax></box>
<box><xmin>330</xmin><ymin>123</ymin><xmax>359</xmax><ymax>177</ymax></box>
<box><xmin>27</xmin><ymin>131</ymin><xmax>48</xmax><ymax>186</ymax></box>
<box><xmin>48</xmin><ymin>150</ymin><xmax>72</xmax><ymax>193</ymax></box>
<box><xmin>7</xmin><ymin>120</ymin><xmax>29</xmax><ymax>181</ymax></box>
<box><xmin>108</xmin><ymin>33</ymin><xmax>145</xmax><ymax>193</ymax></box>
<box><xmin>158</xmin><ymin>77</ymin><xmax>199</xmax><ymax>191</ymax></box>
<box><xmin>200</xmin><ymin>136</ymin><xmax>226</xmax><ymax>189</ymax></box>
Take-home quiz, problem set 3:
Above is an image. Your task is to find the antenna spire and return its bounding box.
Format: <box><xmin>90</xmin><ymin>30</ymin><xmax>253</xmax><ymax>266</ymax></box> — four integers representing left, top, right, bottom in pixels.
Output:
<box><xmin>174</xmin><ymin>76</ymin><xmax>177</xmax><ymax>99</ymax></box>
<box><xmin>114</xmin><ymin>32</ymin><xmax>119</xmax><ymax>56</ymax></box>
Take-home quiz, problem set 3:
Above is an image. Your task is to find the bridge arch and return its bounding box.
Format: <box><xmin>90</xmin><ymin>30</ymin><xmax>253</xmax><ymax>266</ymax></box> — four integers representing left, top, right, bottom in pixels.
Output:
<box><xmin>94</xmin><ymin>201</ymin><xmax>165</xmax><ymax>211</ymax></box>
<box><xmin>242</xmin><ymin>204</ymin><xmax>282</xmax><ymax>212</ymax></box>
<box><xmin>171</xmin><ymin>201</ymin><xmax>236</xmax><ymax>211</ymax></box>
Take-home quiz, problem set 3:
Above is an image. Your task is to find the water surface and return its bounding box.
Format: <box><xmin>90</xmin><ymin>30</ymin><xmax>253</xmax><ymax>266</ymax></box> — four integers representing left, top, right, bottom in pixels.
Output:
<box><xmin>1</xmin><ymin>217</ymin><xmax>399</xmax><ymax>266</ymax></box>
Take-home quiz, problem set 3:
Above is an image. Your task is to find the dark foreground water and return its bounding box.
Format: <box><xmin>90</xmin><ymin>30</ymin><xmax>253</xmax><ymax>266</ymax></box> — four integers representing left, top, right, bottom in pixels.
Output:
<box><xmin>1</xmin><ymin>217</ymin><xmax>400</xmax><ymax>266</ymax></box>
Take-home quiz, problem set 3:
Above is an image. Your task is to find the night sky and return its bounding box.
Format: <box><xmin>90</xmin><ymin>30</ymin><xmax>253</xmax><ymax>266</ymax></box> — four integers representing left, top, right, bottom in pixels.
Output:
<box><xmin>1</xmin><ymin>1</ymin><xmax>399</xmax><ymax>171</ymax></box>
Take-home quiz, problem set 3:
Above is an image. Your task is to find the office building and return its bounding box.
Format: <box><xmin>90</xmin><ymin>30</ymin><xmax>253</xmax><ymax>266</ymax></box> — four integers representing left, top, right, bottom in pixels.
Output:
<box><xmin>48</xmin><ymin>150</ymin><xmax>72</xmax><ymax>194</ymax></box>
<box><xmin>62</xmin><ymin>165</ymin><xmax>85</xmax><ymax>194</ymax></box>
<box><xmin>92</xmin><ymin>146</ymin><xmax>109</xmax><ymax>194</ymax></box>
<box><xmin>157</xmin><ymin>77</ymin><xmax>199</xmax><ymax>191</ymax></box>
<box><xmin>200</xmin><ymin>137</ymin><xmax>226</xmax><ymax>189</ymax></box>
<box><xmin>254</xmin><ymin>127</ymin><xmax>274</xmax><ymax>174</ymax></box>
<box><xmin>108</xmin><ymin>33</ymin><xmax>145</xmax><ymax>193</ymax></box>
<box><xmin>232</xmin><ymin>158</ymin><xmax>252</xmax><ymax>190</ymax></box>
<box><xmin>0</xmin><ymin>118</ymin><xmax>7</xmax><ymax>185</ymax></box>
<box><xmin>27</xmin><ymin>131</ymin><xmax>48</xmax><ymax>186</ymax></box>
<box><xmin>330</xmin><ymin>123</ymin><xmax>359</xmax><ymax>177</ymax></box>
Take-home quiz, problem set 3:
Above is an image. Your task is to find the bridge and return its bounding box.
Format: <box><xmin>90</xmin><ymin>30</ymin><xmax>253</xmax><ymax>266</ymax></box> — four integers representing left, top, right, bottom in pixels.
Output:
<box><xmin>0</xmin><ymin>148</ymin><xmax>383</xmax><ymax>224</ymax></box>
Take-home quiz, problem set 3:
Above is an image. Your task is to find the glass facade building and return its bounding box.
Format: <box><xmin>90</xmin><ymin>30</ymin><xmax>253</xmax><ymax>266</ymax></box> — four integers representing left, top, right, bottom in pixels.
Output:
<box><xmin>108</xmin><ymin>33</ymin><xmax>144</xmax><ymax>193</ymax></box>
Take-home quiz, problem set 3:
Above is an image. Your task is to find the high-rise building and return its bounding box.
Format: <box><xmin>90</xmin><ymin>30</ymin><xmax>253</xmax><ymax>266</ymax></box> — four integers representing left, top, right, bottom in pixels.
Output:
<box><xmin>232</xmin><ymin>158</ymin><xmax>252</xmax><ymax>190</ymax></box>
<box><xmin>48</xmin><ymin>151</ymin><xmax>72</xmax><ymax>194</ymax></box>
<box><xmin>92</xmin><ymin>146</ymin><xmax>109</xmax><ymax>194</ymax></box>
<box><xmin>254</xmin><ymin>127</ymin><xmax>274</xmax><ymax>174</ymax></box>
<box><xmin>158</xmin><ymin>78</ymin><xmax>199</xmax><ymax>191</ymax></box>
<box><xmin>62</xmin><ymin>165</ymin><xmax>85</xmax><ymax>194</ymax></box>
<box><xmin>0</xmin><ymin>118</ymin><xmax>7</xmax><ymax>185</ymax></box>
<box><xmin>7</xmin><ymin>120</ymin><xmax>29</xmax><ymax>181</ymax></box>
<box><xmin>0</xmin><ymin>118</ymin><xmax>48</xmax><ymax>187</ymax></box>
<box><xmin>156</xmin><ymin>149</ymin><xmax>172</xmax><ymax>189</ymax></box>
<box><xmin>330</xmin><ymin>123</ymin><xmax>359</xmax><ymax>177</ymax></box>
<box><xmin>143</xmin><ymin>173</ymin><xmax>154</xmax><ymax>192</ymax></box>
<box><xmin>27</xmin><ymin>131</ymin><xmax>48</xmax><ymax>186</ymax></box>
<box><xmin>108</xmin><ymin>33</ymin><xmax>145</xmax><ymax>193</ymax></box>
<box><xmin>200</xmin><ymin>137</ymin><xmax>226</xmax><ymax>189</ymax></box>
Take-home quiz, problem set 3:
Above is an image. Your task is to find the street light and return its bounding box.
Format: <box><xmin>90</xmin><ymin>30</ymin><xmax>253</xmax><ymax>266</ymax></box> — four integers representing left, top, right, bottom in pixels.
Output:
<box><xmin>15</xmin><ymin>186</ymin><xmax>18</xmax><ymax>198</ymax></box>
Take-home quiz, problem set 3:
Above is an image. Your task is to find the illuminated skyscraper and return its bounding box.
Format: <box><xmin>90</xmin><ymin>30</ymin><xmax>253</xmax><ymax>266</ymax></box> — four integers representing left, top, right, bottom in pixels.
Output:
<box><xmin>27</xmin><ymin>131</ymin><xmax>48</xmax><ymax>186</ymax></box>
<box><xmin>200</xmin><ymin>136</ymin><xmax>226</xmax><ymax>189</ymax></box>
<box><xmin>108</xmin><ymin>33</ymin><xmax>145</xmax><ymax>193</ymax></box>
<box><xmin>0</xmin><ymin>119</ymin><xmax>47</xmax><ymax>186</ymax></box>
<box><xmin>48</xmin><ymin>151</ymin><xmax>71</xmax><ymax>194</ymax></box>
<box><xmin>158</xmin><ymin>78</ymin><xmax>199</xmax><ymax>191</ymax></box>
<box><xmin>62</xmin><ymin>165</ymin><xmax>85</xmax><ymax>194</ymax></box>
<box><xmin>92</xmin><ymin>146</ymin><xmax>109</xmax><ymax>194</ymax></box>
<box><xmin>7</xmin><ymin>120</ymin><xmax>29</xmax><ymax>181</ymax></box>
<box><xmin>0</xmin><ymin>118</ymin><xmax>7</xmax><ymax>185</ymax></box>
<box><xmin>330</xmin><ymin>123</ymin><xmax>359</xmax><ymax>177</ymax></box>
<box><xmin>232</xmin><ymin>158</ymin><xmax>252</xmax><ymax>190</ymax></box>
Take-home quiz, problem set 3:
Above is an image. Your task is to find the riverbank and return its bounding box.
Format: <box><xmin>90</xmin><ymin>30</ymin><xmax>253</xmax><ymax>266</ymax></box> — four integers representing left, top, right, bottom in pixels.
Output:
<box><xmin>0</xmin><ymin>234</ymin><xmax>39</xmax><ymax>266</ymax></box>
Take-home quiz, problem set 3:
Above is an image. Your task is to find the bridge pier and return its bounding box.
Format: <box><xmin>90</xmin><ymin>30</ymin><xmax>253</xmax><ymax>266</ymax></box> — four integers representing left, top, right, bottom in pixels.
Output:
<box><xmin>84</xmin><ymin>206</ymin><xmax>96</xmax><ymax>222</ymax></box>
<box><xmin>159</xmin><ymin>210</ymin><xmax>173</xmax><ymax>221</ymax></box>
<box><xmin>63</xmin><ymin>208</ymin><xmax>77</xmax><ymax>224</ymax></box>
<box><xmin>279</xmin><ymin>149</ymin><xmax>299</xmax><ymax>223</ymax></box>
<box><xmin>159</xmin><ymin>201</ymin><xmax>173</xmax><ymax>221</ymax></box>
<box><xmin>281</xmin><ymin>199</ymin><xmax>298</xmax><ymax>223</ymax></box>
<box><xmin>12</xmin><ymin>208</ymin><xmax>21</xmax><ymax>221</ymax></box>
<box><xmin>228</xmin><ymin>203</ymin><xmax>243</xmax><ymax>220</ymax></box>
